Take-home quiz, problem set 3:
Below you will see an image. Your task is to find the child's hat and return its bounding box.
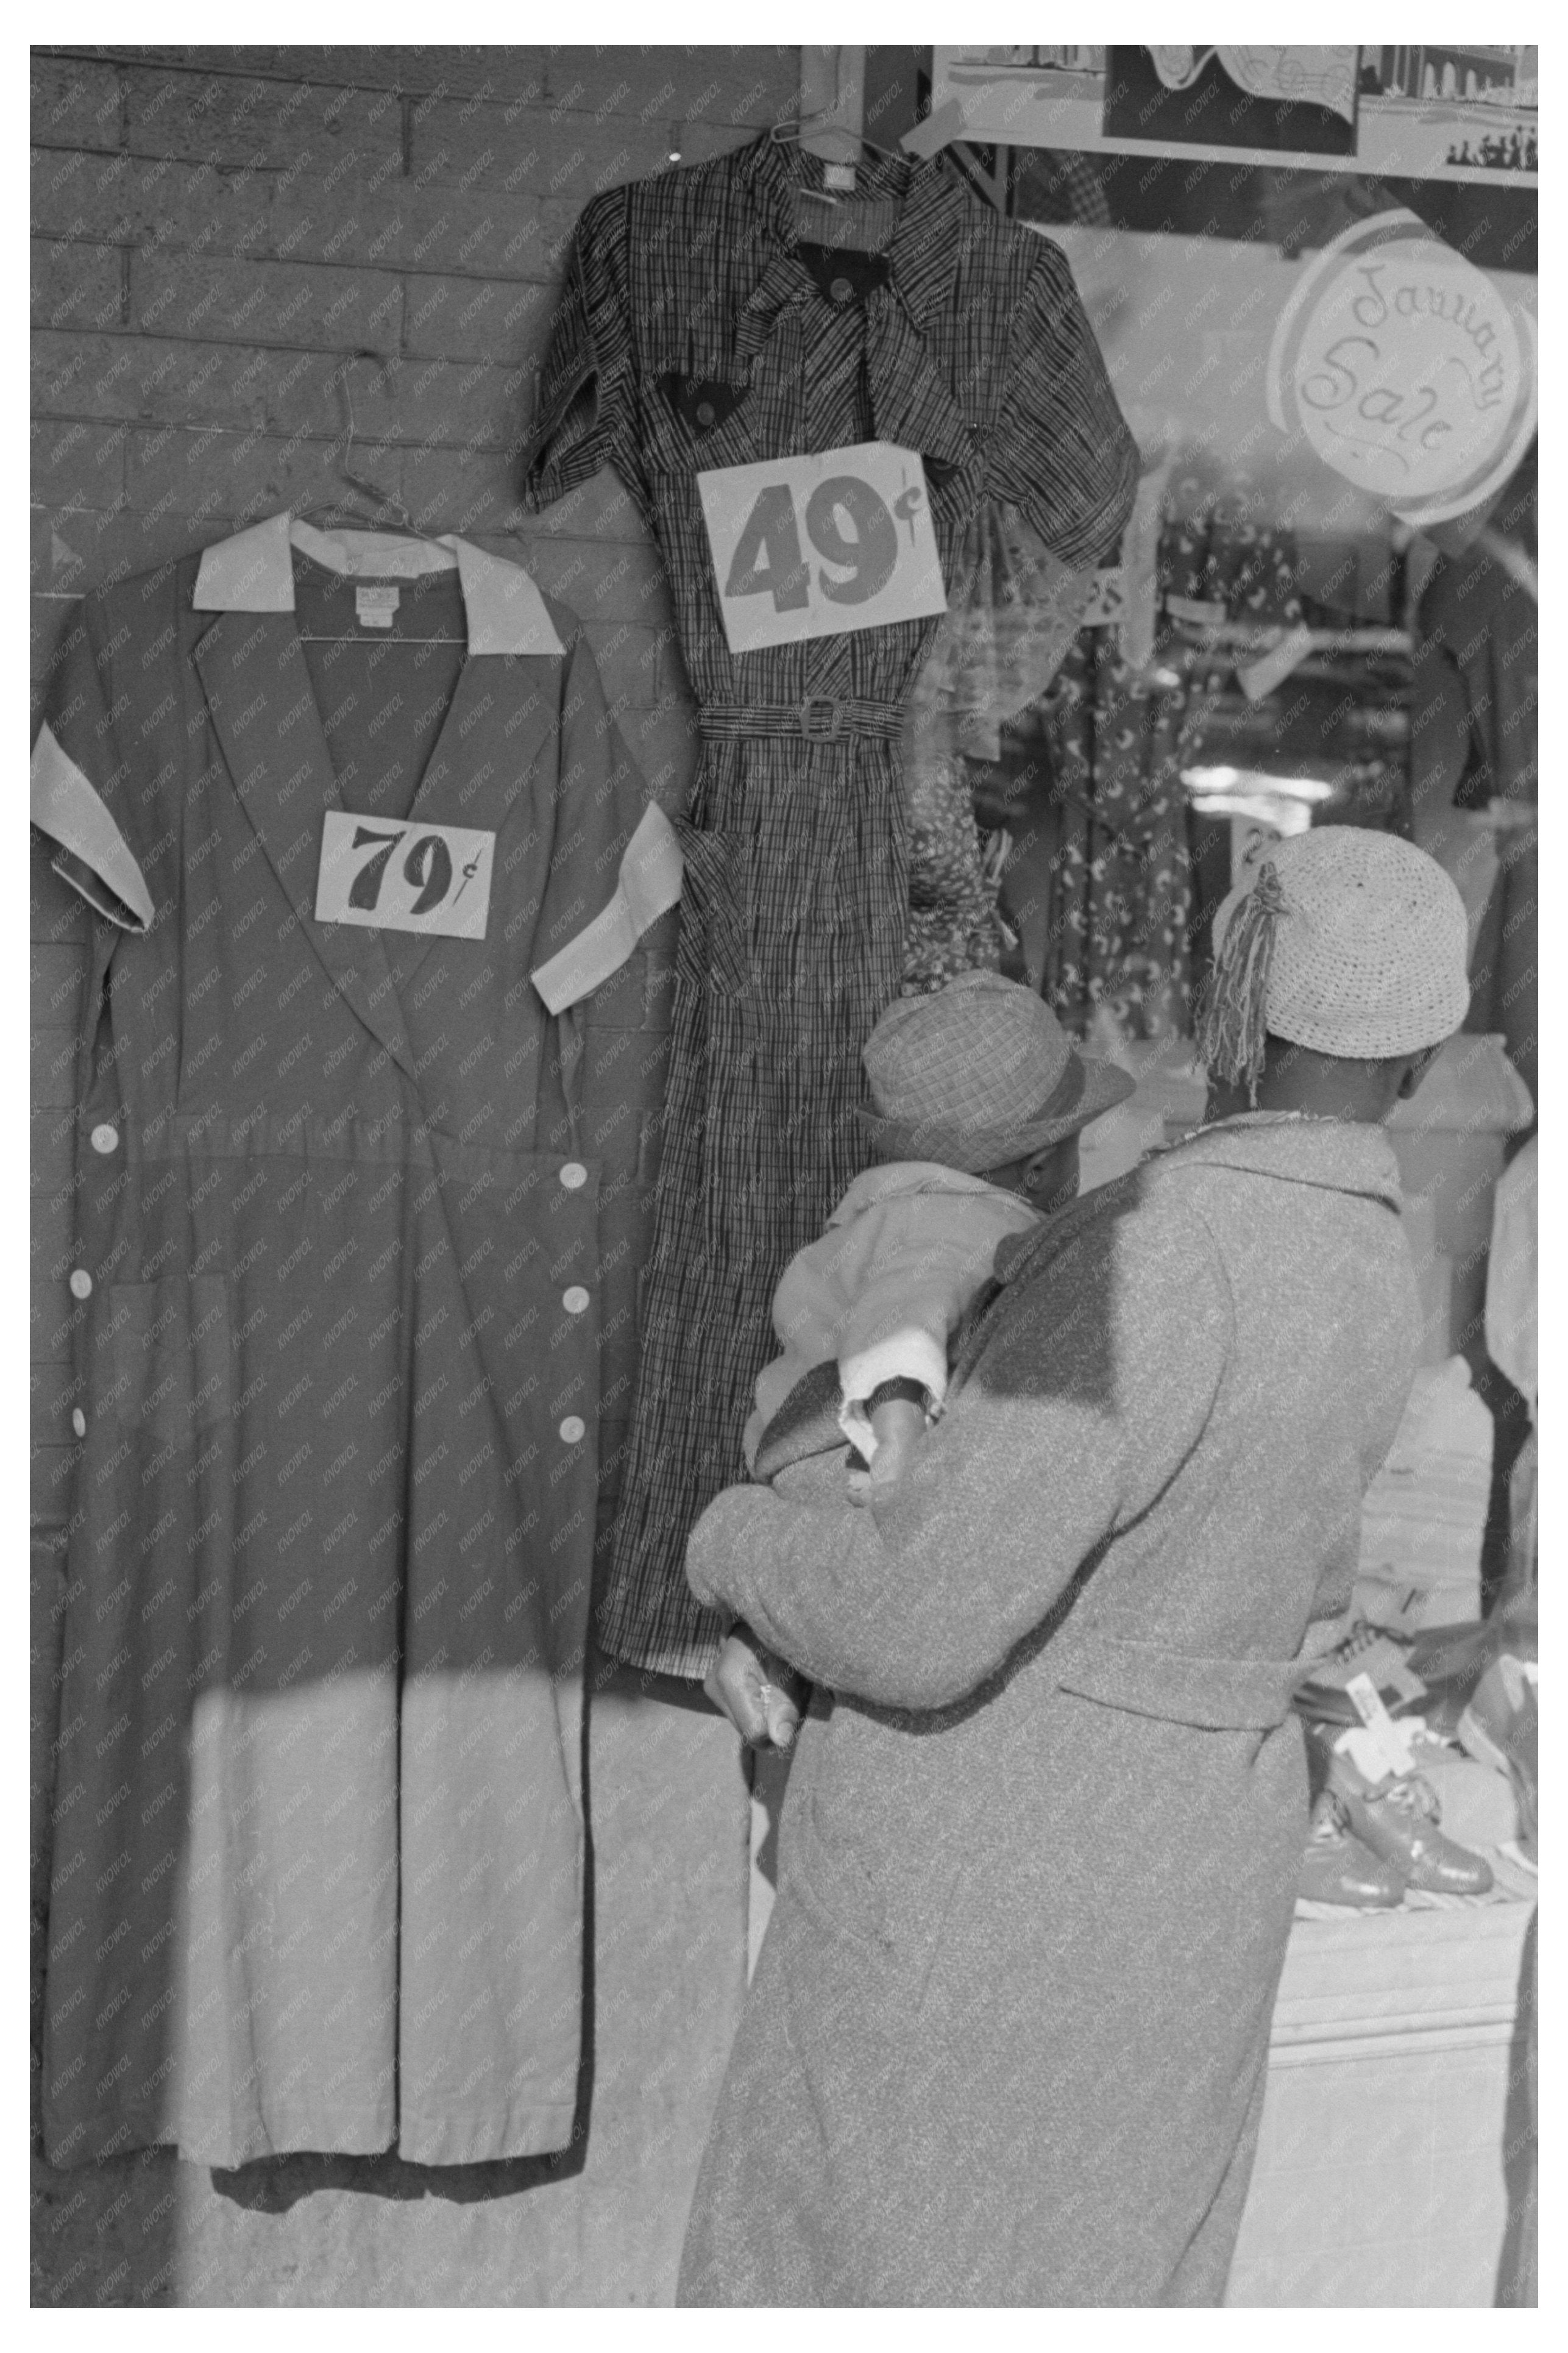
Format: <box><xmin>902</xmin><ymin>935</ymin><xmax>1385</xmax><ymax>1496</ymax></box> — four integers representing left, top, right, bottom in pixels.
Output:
<box><xmin>857</xmin><ymin>972</ymin><xmax>1133</xmax><ymax>1172</ymax></box>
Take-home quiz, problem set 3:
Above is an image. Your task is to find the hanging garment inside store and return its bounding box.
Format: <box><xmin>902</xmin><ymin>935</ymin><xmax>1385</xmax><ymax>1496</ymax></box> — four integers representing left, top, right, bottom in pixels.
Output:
<box><xmin>1038</xmin><ymin>627</ymin><xmax>1197</xmax><ymax>1042</ymax></box>
<box><xmin>1038</xmin><ymin>493</ymin><xmax>1304</xmax><ymax>1042</ymax></box>
<box><xmin>899</xmin><ymin>499</ymin><xmax>1094</xmax><ymax>995</ymax></box>
<box><xmin>524</xmin><ymin>129</ymin><xmax>1139</xmax><ymax>1678</ymax></box>
<box><xmin>31</xmin><ymin>512</ymin><xmax>680</xmax><ymax>2169</ymax></box>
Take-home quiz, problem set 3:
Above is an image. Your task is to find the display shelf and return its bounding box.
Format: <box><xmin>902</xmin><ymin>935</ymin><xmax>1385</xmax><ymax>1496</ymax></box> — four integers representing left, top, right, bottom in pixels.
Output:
<box><xmin>1227</xmin><ymin>1894</ymin><xmax>1535</xmax><ymax>2305</ymax></box>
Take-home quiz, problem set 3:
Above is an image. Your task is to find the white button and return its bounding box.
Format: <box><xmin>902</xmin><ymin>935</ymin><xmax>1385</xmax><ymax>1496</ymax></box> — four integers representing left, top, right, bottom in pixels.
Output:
<box><xmin>558</xmin><ymin>1415</ymin><xmax>586</xmax><ymax>1444</ymax></box>
<box><xmin>90</xmin><ymin>1124</ymin><xmax>119</xmax><ymax>1155</ymax></box>
<box><xmin>559</xmin><ymin>1162</ymin><xmax>587</xmax><ymax>1191</ymax></box>
<box><xmin>71</xmin><ymin>1408</ymin><xmax>87</xmax><ymax>1438</ymax></box>
<box><xmin>562</xmin><ymin>1286</ymin><xmax>590</xmax><ymax>1315</ymax></box>
<box><xmin>69</xmin><ymin>1269</ymin><xmax>93</xmax><ymax>1300</ymax></box>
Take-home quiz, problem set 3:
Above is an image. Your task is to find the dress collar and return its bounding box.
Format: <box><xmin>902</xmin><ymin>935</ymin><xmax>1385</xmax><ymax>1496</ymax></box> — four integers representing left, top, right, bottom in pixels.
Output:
<box><xmin>191</xmin><ymin>511</ymin><xmax>564</xmax><ymax>655</ymax></box>
<box><xmin>739</xmin><ymin>131</ymin><xmax>968</xmax><ymax>327</ymax></box>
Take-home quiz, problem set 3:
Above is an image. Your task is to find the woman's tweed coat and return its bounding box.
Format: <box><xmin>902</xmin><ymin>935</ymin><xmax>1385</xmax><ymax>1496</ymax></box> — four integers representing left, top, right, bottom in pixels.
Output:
<box><xmin>678</xmin><ymin>1115</ymin><xmax>1421</xmax><ymax>2306</ymax></box>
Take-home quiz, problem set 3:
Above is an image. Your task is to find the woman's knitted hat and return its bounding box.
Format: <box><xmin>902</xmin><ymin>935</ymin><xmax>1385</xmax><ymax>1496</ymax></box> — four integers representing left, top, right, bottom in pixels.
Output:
<box><xmin>857</xmin><ymin>972</ymin><xmax>1133</xmax><ymax>1172</ymax></box>
<box><xmin>1197</xmin><ymin>826</ymin><xmax>1470</xmax><ymax>1100</ymax></box>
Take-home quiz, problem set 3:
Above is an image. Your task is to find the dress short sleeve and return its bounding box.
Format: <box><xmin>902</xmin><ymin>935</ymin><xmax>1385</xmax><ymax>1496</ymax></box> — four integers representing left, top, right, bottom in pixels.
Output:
<box><xmin>30</xmin><ymin>594</ymin><xmax>156</xmax><ymax>933</ymax></box>
<box><xmin>986</xmin><ymin>237</ymin><xmax>1140</xmax><ymax>571</ymax></box>
<box><xmin>530</xmin><ymin>608</ymin><xmax>683</xmax><ymax>1014</ymax></box>
<box><xmin>522</xmin><ymin>189</ymin><xmax>641</xmax><ymax>513</ymax></box>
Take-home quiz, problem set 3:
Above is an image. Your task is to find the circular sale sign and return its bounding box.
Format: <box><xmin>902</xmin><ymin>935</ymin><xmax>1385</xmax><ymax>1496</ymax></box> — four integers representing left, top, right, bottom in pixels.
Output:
<box><xmin>1268</xmin><ymin>210</ymin><xmax>1536</xmax><ymax>527</ymax></box>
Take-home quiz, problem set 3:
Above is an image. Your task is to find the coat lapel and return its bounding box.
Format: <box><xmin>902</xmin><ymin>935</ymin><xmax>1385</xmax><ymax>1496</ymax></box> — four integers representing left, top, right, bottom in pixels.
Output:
<box><xmin>378</xmin><ymin>652</ymin><xmax>559</xmax><ymax>998</ymax></box>
<box><xmin>193</xmin><ymin>611</ymin><xmax>418</xmax><ymax>1081</ymax></box>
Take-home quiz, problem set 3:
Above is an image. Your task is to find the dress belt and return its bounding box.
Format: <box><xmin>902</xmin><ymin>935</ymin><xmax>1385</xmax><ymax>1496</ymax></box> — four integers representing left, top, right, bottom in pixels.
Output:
<box><xmin>697</xmin><ymin>696</ymin><xmax>906</xmax><ymax>745</ymax></box>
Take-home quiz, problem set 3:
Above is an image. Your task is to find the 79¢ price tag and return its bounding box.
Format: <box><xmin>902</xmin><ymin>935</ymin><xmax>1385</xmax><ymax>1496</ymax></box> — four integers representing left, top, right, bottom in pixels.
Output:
<box><xmin>314</xmin><ymin>811</ymin><xmax>495</xmax><ymax>940</ymax></box>
<box><xmin>697</xmin><ymin>441</ymin><xmax>948</xmax><ymax>654</ymax></box>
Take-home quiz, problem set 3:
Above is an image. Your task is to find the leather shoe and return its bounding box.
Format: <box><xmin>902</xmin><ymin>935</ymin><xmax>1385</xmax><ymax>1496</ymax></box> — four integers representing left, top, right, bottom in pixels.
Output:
<box><xmin>1325</xmin><ymin>1746</ymin><xmax>1494</xmax><ymax>1896</ymax></box>
<box><xmin>1299</xmin><ymin>1791</ymin><xmax>1403</xmax><ymax>1908</ymax></box>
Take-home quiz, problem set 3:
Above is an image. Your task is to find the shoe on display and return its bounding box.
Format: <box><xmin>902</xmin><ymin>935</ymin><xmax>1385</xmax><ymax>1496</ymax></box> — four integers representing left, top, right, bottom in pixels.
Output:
<box><xmin>1325</xmin><ymin>1747</ymin><xmax>1495</xmax><ymax>1896</ymax></box>
<box><xmin>1298</xmin><ymin>1790</ymin><xmax>1404</xmax><ymax>1909</ymax></box>
<box><xmin>1294</xmin><ymin>1621</ymin><xmax>1428</xmax><ymax>1728</ymax></box>
<box><xmin>1458</xmin><ymin>1654</ymin><xmax>1538</xmax><ymax>1868</ymax></box>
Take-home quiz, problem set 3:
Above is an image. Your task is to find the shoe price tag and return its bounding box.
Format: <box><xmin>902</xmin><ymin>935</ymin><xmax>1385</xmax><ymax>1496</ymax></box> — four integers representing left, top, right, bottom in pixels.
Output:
<box><xmin>1345</xmin><ymin>1670</ymin><xmax>1415</xmax><ymax>1778</ymax></box>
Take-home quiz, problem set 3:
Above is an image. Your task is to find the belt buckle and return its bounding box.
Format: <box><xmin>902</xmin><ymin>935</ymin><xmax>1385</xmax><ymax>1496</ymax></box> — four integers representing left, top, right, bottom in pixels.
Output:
<box><xmin>800</xmin><ymin>697</ymin><xmax>843</xmax><ymax>741</ymax></box>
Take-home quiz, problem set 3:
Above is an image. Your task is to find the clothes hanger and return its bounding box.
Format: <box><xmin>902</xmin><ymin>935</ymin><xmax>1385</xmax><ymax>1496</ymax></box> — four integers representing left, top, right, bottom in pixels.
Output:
<box><xmin>768</xmin><ymin>112</ymin><xmax>906</xmax><ymax>169</ymax></box>
<box><xmin>294</xmin><ymin>354</ymin><xmax>467</xmax><ymax>646</ymax></box>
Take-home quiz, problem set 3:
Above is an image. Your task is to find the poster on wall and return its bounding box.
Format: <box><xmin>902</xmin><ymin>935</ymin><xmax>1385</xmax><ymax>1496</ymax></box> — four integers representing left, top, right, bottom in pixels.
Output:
<box><xmin>919</xmin><ymin>45</ymin><xmax>1538</xmax><ymax>185</ymax></box>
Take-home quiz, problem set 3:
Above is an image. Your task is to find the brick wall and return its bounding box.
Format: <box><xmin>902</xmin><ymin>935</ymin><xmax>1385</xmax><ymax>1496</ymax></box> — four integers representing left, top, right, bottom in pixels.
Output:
<box><xmin>29</xmin><ymin>43</ymin><xmax>801</xmax><ymax>1531</ymax></box>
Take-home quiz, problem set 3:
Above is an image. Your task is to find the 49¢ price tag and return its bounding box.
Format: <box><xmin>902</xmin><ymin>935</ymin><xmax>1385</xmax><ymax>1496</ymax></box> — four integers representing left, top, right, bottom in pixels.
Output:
<box><xmin>697</xmin><ymin>441</ymin><xmax>948</xmax><ymax>654</ymax></box>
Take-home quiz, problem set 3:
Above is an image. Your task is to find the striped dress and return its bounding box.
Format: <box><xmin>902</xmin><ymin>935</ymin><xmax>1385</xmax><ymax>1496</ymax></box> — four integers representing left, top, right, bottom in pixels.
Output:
<box><xmin>524</xmin><ymin>131</ymin><xmax>1137</xmax><ymax>1678</ymax></box>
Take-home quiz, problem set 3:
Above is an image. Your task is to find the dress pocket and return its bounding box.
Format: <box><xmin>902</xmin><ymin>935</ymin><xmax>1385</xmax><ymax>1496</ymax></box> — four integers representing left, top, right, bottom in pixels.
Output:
<box><xmin>673</xmin><ymin>824</ymin><xmax>754</xmax><ymax>999</ymax></box>
<box><xmin>110</xmin><ymin>1276</ymin><xmax>232</xmax><ymax>1451</ymax></box>
<box><xmin>643</xmin><ymin>371</ymin><xmax>756</xmax><ymax>476</ymax></box>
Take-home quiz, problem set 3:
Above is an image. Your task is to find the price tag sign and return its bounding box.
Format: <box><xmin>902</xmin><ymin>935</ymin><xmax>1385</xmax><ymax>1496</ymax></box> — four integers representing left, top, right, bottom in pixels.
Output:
<box><xmin>314</xmin><ymin>812</ymin><xmax>495</xmax><ymax>940</ymax></box>
<box><xmin>698</xmin><ymin>441</ymin><xmax>948</xmax><ymax>654</ymax></box>
<box><xmin>1344</xmin><ymin>1670</ymin><xmax>1416</xmax><ymax>1779</ymax></box>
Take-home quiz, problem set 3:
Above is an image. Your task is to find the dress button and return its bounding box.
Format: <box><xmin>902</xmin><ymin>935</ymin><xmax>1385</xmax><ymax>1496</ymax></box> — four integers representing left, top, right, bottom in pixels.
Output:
<box><xmin>829</xmin><ymin>274</ymin><xmax>854</xmax><ymax>303</ymax></box>
<box><xmin>695</xmin><ymin>400</ymin><xmax>716</xmax><ymax>429</ymax></box>
<box><xmin>68</xmin><ymin>1269</ymin><xmax>93</xmax><ymax>1300</ymax></box>
<box><xmin>71</xmin><ymin>1408</ymin><xmax>87</xmax><ymax>1439</ymax></box>
<box><xmin>562</xmin><ymin>1286</ymin><xmax>591</xmax><ymax>1315</ymax></box>
<box><xmin>558</xmin><ymin>1414</ymin><xmax>586</xmax><ymax>1444</ymax></box>
<box><xmin>559</xmin><ymin>1162</ymin><xmax>587</xmax><ymax>1191</ymax></box>
<box><xmin>90</xmin><ymin>1124</ymin><xmax>119</xmax><ymax>1155</ymax></box>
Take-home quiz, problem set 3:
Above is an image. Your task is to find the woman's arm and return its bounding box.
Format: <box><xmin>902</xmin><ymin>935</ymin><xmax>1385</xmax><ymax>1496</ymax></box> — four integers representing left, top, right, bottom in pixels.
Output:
<box><xmin>687</xmin><ymin>1197</ymin><xmax>1232</xmax><ymax>1711</ymax></box>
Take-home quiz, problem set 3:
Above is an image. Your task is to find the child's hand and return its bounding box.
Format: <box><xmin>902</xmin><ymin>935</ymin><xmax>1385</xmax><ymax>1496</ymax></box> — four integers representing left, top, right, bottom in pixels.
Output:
<box><xmin>703</xmin><ymin>1624</ymin><xmax>807</xmax><ymax>1751</ymax></box>
<box><xmin>869</xmin><ymin>1425</ymin><xmax>919</xmax><ymax>1486</ymax></box>
<box><xmin>847</xmin><ymin>1420</ymin><xmax>924</xmax><ymax>1504</ymax></box>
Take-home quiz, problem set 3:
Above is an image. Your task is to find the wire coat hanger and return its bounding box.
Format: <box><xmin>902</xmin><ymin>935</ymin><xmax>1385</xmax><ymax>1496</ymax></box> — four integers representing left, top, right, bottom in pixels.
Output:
<box><xmin>297</xmin><ymin>350</ymin><xmax>425</xmax><ymax>534</ymax></box>
<box><xmin>768</xmin><ymin>112</ymin><xmax>904</xmax><ymax>168</ymax></box>
<box><xmin>294</xmin><ymin>353</ymin><xmax>467</xmax><ymax>646</ymax></box>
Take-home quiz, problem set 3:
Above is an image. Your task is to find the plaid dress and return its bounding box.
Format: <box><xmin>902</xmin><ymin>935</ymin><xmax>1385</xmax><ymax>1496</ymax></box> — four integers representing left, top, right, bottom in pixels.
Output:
<box><xmin>525</xmin><ymin>133</ymin><xmax>1137</xmax><ymax>1677</ymax></box>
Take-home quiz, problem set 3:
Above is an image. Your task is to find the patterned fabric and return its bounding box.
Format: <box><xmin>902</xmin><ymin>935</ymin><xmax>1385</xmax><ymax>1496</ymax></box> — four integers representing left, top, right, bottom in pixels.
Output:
<box><xmin>1201</xmin><ymin>499</ymin><xmax>1304</xmax><ymax>626</ymax></box>
<box><xmin>1038</xmin><ymin>484</ymin><xmax>1310</xmax><ymax>1045</ymax></box>
<box><xmin>902</xmin><ymin>753</ymin><xmax>1006</xmax><ymax>994</ymax></box>
<box><xmin>525</xmin><ymin>132</ymin><xmax>1138</xmax><ymax>1678</ymax></box>
<box><xmin>1041</xmin><ymin>630</ymin><xmax>1197</xmax><ymax>1042</ymax></box>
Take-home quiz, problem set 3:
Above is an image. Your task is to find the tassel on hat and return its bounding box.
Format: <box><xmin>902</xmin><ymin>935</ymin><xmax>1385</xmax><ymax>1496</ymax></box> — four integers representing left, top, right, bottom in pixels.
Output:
<box><xmin>1195</xmin><ymin>860</ymin><xmax>1290</xmax><ymax>1106</ymax></box>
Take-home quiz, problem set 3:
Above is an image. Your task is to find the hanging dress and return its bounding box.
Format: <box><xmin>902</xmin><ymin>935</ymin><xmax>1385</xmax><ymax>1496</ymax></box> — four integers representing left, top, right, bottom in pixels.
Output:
<box><xmin>524</xmin><ymin>135</ymin><xmax>1138</xmax><ymax>1678</ymax></box>
<box><xmin>31</xmin><ymin>514</ymin><xmax>677</xmax><ymax>2166</ymax></box>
